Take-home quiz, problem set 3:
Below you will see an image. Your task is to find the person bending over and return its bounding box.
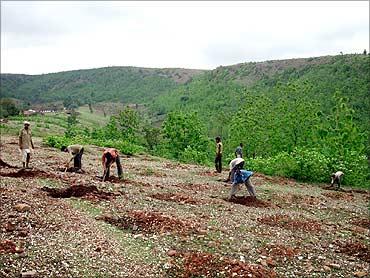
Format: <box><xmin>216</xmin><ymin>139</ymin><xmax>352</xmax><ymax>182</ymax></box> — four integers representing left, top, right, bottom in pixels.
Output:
<box><xmin>102</xmin><ymin>148</ymin><xmax>123</xmax><ymax>181</ymax></box>
<box><xmin>61</xmin><ymin>144</ymin><xmax>84</xmax><ymax>171</ymax></box>
<box><xmin>228</xmin><ymin>168</ymin><xmax>256</xmax><ymax>200</ymax></box>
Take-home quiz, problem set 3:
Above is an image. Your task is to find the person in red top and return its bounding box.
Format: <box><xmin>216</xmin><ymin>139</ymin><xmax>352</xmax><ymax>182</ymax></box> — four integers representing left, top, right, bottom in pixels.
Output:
<box><xmin>102</xmin><ymin>148</ymin><xmax>123</xmax><ymax>181</ymax></box>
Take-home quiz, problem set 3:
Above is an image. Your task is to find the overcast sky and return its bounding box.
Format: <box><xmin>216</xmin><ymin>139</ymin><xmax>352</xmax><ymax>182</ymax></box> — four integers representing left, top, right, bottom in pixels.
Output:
<box><xmin>1</xmin><ymin>1</ymin><xmax>369</xmax><ymax>75</ymax></box>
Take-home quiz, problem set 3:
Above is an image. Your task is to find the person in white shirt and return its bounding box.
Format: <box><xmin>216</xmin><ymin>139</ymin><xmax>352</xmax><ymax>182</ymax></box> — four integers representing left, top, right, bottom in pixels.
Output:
<box><xmin>329</xmin><ymin>171</ymin><xmax>344</xmax><ymax>190</ymax></box>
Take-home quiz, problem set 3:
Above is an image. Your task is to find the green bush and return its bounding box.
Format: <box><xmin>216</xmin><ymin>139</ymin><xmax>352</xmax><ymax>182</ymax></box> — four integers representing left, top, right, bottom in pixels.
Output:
<box><xmin>291</xmin><ymin>148</ymin><xmax>330</xmax><ymax>182</ymax></box>
<box><xmin>180</xmin><ymin>145</ymin><xmax>208</xmax><ymax>165</ymax></box>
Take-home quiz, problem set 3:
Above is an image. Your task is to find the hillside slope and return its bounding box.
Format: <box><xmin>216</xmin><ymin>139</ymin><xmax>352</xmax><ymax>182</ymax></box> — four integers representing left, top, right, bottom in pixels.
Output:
<box><xmin>0</xmin><ymin>67</ymin><xmax>206</xmax><ymax>107</ymax></box>
<box><xmin>1</xmin><ymin>54</ymin><xmax>369</xmax><ymax>133</ymax></box>
<box><xmin>0</xmin><ymin>135</ymin><xmax>369</xmax><ymax>277</ymax></box>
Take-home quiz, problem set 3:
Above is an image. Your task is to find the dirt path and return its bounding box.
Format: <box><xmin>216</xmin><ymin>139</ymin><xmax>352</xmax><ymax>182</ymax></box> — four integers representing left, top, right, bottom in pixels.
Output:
<box><xmin>1</xmin><ymin>136</ymin><xmax>369</xmax><ymax>277</ymax></box>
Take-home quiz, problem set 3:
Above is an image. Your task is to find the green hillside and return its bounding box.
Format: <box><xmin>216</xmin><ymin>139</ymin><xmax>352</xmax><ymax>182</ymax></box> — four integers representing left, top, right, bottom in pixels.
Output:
<box><xmin>1</xmin><ymin>54</ymin><xmax>369</xmax><ymax>187</ymax></box>
<box><xmin>151</xmin><ymin>54</ymin><xmax>369</xmax><ymax>135</ymax></box>
<box><xmin>0</xmin><ymin>67</ymin><xmax>205</xmax><ymax>108</ymax></box>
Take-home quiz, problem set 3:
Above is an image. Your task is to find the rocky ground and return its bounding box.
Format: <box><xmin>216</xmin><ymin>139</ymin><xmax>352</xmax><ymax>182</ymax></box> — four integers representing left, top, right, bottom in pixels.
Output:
<box><xmin>0</xmin><ymin>136</ymin><xmax>369</xmax><ymax>278</ymax></box>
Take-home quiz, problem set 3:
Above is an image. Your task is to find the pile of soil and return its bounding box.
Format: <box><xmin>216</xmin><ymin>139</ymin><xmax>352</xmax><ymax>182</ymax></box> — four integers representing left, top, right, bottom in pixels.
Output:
<box><xmin>41</xmin><ymin>185</ymin><xmax>116</xmax><ymax>201</ymax></box>
<box><xmin>198</xmin><ymin>171</ymin><xmax>219</xmax><ymax>177</ymax></box>
<box><xmin>225</xmin><ymin>196</ymin><xmax>272</xmax><ymax>208</ymax></box>
<box><xmin>100</xmin><ymin>210</ymin><xmax>198</xmax><ymax>235</ymax></box>
<box><xmin>0</xmin><ymin>169</ymin><xmax>53</xmax><ymax>179</ymax></box>
<box><xmin>0</xmin><ymin>240</ymin><xmax>20</xmax><ymax>254</ymax></box>
<box><xmin>257</xmin><ymin>214</ymin><xmax>322</xmax><ymax>232</ymax></box>
<box><xmin>322</xmin><ymin>191</ymin><xmax>354</xmax><ymax>201</ymax></box>
<box><xmin>0</xmin><ymin>158</ymin><xmax>18</xmax><ymax>169</ymax></box>
<box><xmin>335</xmin><ymin>240</ymin><xmax>370</xmax><ymax>263</ymax></box>
<box><xmin>57</xmin><ymin>167</ymin><xmax>85</xmax><ymax>173</ymax></box>
<box><xmin>351</xmin><ymin>218</ymin><xmax>370</xmax><ymax>229</ymax></box>
<box><xmin>259</xmin><ymin>244</ymin><xmax>300</xmax><ymax>260</ymax></box>
<box><xmin>150</xmin><ymin>192</ymin><xmax>198</xmax><ymax>204</ymax></box>
<box><xmin>166</xmin><ymin>251</ymin><xmax>276</xmax><ymax>278</ymax></box>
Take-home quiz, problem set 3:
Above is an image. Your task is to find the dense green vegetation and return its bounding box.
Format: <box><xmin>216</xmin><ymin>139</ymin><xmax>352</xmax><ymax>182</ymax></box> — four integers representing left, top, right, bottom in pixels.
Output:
<box><xmin>1</xmin><ymin>54</ymin><xmax>369</xmax><ymax>187</ymax></box>
<box><xmin>0</xmin><ymin>67</ymin><xmax>204</xmax><ymax>108</ymax></box>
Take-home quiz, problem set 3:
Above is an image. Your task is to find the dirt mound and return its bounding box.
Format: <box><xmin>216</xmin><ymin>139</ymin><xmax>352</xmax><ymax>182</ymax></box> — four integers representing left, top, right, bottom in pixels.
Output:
<box><xmin>150</xmin><ymin>193</ymin><xmax>198</xmax><ymax>204</ymax></box>
<box><xmin>124</xmin><ymin>179</ymin><xmax>153</xmax><ymax>187</ymax></box>
<box><xmin>334</xmin><ymin>240</ymin><xmax>370</xmax><ymax>263</ymax></box>
<box><xmin>0</xmin><ymin>169</ymin><xmax>53</xmax><ymax>179</ymax></box>
<box><xmin>225</xmin><ymin>196</ymin><xmax>272</xmax><ymax>208</ymax></box>
<box><xmin>0</xmin><ymin>240</ymin><xmax>22</xmax><ymax>254</ymax></box>
<box><xmin>57</xmin><ymin>167</ymin><xmax>86</xmax><ymax>173</ymax></box>
<box><xmin>254</xmin><ymin>173</ymin><xmax>297</xmax><ymax>186</ymax></box>
<box><xmin>99</xmin><ymin>210</ymin><xmax>198</xmax><ymax>235</ymax></box>
<box><xmin>258</xmin><ymin>214</ymin><xmax>322</xmax><ymax>232</ymax></box>
<box><xmin>94</xmin><ymin>175</ymin><xmax>123</xmax><ymax>183</ymax></box>
<box><xmin>351</xmin><ymin>218</ymin><xmax>370</xmax><ymax>229</ymax></box>
<box><xmin>259</xmin><ymin>244</ymin><xmax>300</xmax><ymax>260</ymax></box>
<box><xmin>41</xmin><ymin>185</ymin><xmax>116</xmax><ymax>201</ymax></box>
<box><xmin>322</xmin><ymin>191</ymin><xmax>354</xmax><ymax>200</ymax></box>
<box><xmin>166</xmin><ymin>251</ymin><xmax>276</xmax><ymax>278</ymax></box>
<box><xmin>0</xmin><ymin>158</ymin><xmax>19</xmax><ymax>169</ymax></box>
<box><xmin>198</xmin><ymin>171</ymin><xmax>219</xmax><ymax>177</ymax></box>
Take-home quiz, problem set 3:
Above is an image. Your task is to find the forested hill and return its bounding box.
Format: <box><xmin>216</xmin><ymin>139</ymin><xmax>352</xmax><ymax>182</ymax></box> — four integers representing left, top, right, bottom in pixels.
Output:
<box><xmin>1</xmin><ymin>54</ymin><xmax>369</xmax><ymax>133</ymax></box>
<box><xmin>151</xmin><ymin>54</ymin><xmax>369</xmax><ymax>135</ymax></box>
<box><xmin>0</xmin><ymin>67</ymin><xmax>205</xmax><ymax>106</ymax></box>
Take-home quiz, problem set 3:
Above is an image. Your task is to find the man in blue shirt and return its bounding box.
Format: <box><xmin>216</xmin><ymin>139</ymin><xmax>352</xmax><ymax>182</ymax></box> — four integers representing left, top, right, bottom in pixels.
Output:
<box><xmin>228</xmin><ymin>168</ymin><xmax>256</xmax><ymax>200</ymax></box>
<box><xmin>235</xmin><ymin>143</ymin><xmax>243</xmax><ymax>158</ymax></box>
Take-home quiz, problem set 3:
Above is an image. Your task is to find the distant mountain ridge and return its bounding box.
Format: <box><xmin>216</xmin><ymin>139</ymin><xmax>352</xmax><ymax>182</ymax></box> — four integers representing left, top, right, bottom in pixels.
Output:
<box><xmin>1</xmin><ymin>54</ymin><xmax>369</xmax><ymax>133</ymax></box>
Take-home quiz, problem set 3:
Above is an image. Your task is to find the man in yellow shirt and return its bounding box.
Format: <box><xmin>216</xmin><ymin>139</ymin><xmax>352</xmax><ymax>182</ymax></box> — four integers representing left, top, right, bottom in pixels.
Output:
<box><xmin>215</xmin><ymin>136</ymin><xmax>223</xmax><ymax>173</ymax></box>
<box><xmin>18</xmin><ymin>121</ymin><xmax>34</xmax><ymax>169</ymax></box>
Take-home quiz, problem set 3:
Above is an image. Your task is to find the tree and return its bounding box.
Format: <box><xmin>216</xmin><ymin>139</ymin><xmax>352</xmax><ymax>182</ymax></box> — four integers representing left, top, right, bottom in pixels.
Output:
<box><xmin>116</xmin><ymin>107</ymin><xmax>140</xmax><ymax>141</ymax></box>
<box><xmin>162</xmin><ymin>111</ymin><xmax>208</xmax><ymax>160</ymax></box>
<box><xmin>0</xmin><ymin>98</ymin><xmax>20</xmax><ymax>118</ymax></box>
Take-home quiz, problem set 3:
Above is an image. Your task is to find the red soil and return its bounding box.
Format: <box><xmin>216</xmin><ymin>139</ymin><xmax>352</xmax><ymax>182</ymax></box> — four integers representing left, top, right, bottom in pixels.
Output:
<box><xmin>100</xmin><ymin>210</ymin><xmax>198</xmax><ymax>235</ymax></box>
<box><xmin>225</xmin><ymin>196</ymin><xmax>273</xmax><ymax>208</ymax></box>
<box><xmin>41</xmin><ymin>185</ymin><xmax>116</xmax><ymax>201</ymax></box>
<box><xmin>167</xmin><ymin>251</ymin><xmax>276</xmax><ymax>278</ymax></box>
<box><xmin>258</xmin><ymin>214</ymin><xmax>322</xmax><ymax>232</ymax></box>
<box><xmin>150</xmin><ymin>192</ymin><xmax>198</xmax><ymax>204</ymax></box>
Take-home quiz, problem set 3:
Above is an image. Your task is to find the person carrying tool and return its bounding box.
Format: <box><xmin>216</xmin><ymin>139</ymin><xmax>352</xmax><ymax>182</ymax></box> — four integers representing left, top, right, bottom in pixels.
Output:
<box><xmin>228</xmin><ymin>167</ymin><xmax>257</xmax><ymax>200</ymax></box>
<box><xmin>18</xmin><ymin>121</ymin><xmax>34</xmax><ymax>169</ymax></box>
<box><xmin>329</xmin><ymin>171</ymin><xmax>344</xmax><ymax>190</ymax></box>
<box><xmin>226</xmin><ymin>157</ymin><xmax>245</xmax><ymax>183</ymax></box>
<box><xmin>61</xmin><ymin>144</ymin><xmax>84</xmax><ymax>172</ymax></box>
<box><xmin>101</xmin><ymin>148</ymin><xmax>123</xmax><ymax>181</ymax></box>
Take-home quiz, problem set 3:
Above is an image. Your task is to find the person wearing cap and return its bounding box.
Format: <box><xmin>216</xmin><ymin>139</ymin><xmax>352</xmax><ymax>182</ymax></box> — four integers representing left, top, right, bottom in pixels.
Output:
<box><xmin>101</xmin><ymin>148</ymin><xmax>123</xmax><ymax>181</ymax></box>
<box><xmin>228</xmin><ymin>168</ymin><xmax>256</xmax><ymax>200</ymax></box>
<box><xmin>19</xmin><ymin>121</ymin><xmax>34</xmax><ymax>169</ymax></box>
<box><xmin>61</xmin><ymin>144</ymin><xmax>84</xmax><ymax>171</ymax></box>
<box><xmin>225</xmin><ymin>157</ymin><xmax>245</xmax><ymax>183</ymax></box>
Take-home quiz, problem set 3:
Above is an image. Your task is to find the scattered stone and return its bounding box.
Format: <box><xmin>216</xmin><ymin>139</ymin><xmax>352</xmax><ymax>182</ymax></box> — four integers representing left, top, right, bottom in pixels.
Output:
<box><xmin>329</xmin><ymin>263</ymin><xmax>341</xmax><ymax>269</ymax></box>
<box><xmin>266</xmin><ymin>257</ymin><xmax>276</xmax><ymax>267</ymax></box>
<box><xmin>167</xmin><ymin>249</ymin><xmax>177</xmax><ymax>256</ymax></box>
<box><xmin>19</xmin><ymin>230</ymin><xmax>28</xmax><ymax>237</ymax></box>
<box><xmin>21</xmin><ymin>270</ymin><xmax>38</xmax><ymax>278</ymax></box>
<box><xmin>95</xmin><ymin>246</ymin><xmax>102</xmax><ymax>252</ymax></box>
<box><xmin>354</xmin><ymin>271</ymin><xmax>368</xmax><ymax>277</ymax></box>
<box><xmin>14</xmin><ymin>203</ymin><xmax>31</xmax><ymax>212</ymax></box>
<box><xmin>5</xmin><ymin>222</ymin><xmax>16</xmax><ymax>232</ymax></box>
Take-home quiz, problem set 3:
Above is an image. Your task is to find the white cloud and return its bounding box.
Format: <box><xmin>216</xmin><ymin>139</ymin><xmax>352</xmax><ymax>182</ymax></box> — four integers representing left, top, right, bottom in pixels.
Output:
<box><xmin>1</xmin><ymin>1</ymin><xmax>368</xmax><ymax>74</ymax></box>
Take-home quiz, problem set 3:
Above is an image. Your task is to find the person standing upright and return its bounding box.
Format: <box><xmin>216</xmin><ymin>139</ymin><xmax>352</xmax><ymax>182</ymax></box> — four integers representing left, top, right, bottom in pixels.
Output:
<box><xmin>235</xmin><ymin>143</ymin><xmax>243</xmax><ymax>158</ymax></box>
<box><xmin>215</xmin><ymin>136</ymin><xmax>223</xmax><ymax>173</ymax></box>
<box><xmin>19</xmin><ymin>121</ymin><xmax>34</xmax><ymax>169</ymax></box>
